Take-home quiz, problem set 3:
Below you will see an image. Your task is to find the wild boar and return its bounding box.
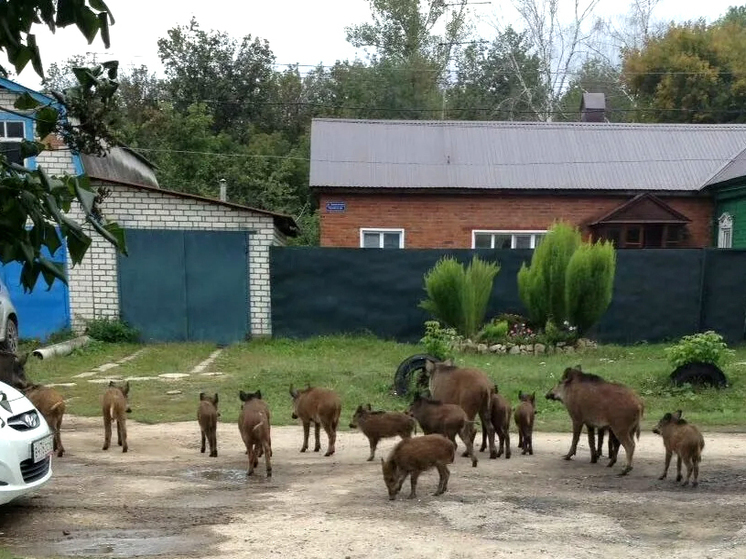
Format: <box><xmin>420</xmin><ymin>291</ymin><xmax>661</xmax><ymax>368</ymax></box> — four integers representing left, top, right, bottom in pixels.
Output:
<box><xmin>380</xmin><ymin>434</ymin><xmax>456</xmax><ymax>500</ymax></box>
<box><xmin>479</xmin><ymin>385</ymin><xmax>511</xmax><ymax>459</ymax></box>
<box><xmin>653</xmin><ymin>410</ymin><xmax>705</xmax><ymax>487</ymax></box>
<box><xmin>590</xmin><ymin>426</ymin><xmax>620</xmax><ymax>462</ymax></box>
<box><xmin>514</xmin><ymin>391</ymin><xmax>536</xmax><ymax>455</ymax></box>
<box><xmin>546</xmin><ymin>366</ymin><xmax>644</xmax><ymax>476</ymax></box>
<box><xmin>24</xmin><ymin>384</ymin><xmax>66</xmax><ymax>457</ymax></box>
<box><xmin>197</xmin><ymin>392</ymin><xmax>219</xmax><ymax>457</ymax></box>
<box><xmin>238</xmin><ymin>390</ymin><xmax>272</xmax><ymax>477</ymax></box>
<box><xmin>407</xmin><ymin>392</ymin><xmax>477</xmax><ymax>467</ymax></box>
<box><xmin>349</xmin><ymin>404</ymin><xmax>416</xmax><ymax>461</ymax></box>
<box><xmin>425</xmin><ymin>359</ymin><xmax>497</xmax><ymax>459</ymax></box>
<box><xmin>289</xmin><ymin>384</ymin><xmax>342</xmax><ymax>457</ymax></box>
<box><xmin>102</xmin><ymin>381</ymin><xmax>131</xmax><ymax>453</ymax></box>
<box><xmin>0</xmin><ymin>351</ymin><xmax>28</xmax><ymax>389</ymax></box>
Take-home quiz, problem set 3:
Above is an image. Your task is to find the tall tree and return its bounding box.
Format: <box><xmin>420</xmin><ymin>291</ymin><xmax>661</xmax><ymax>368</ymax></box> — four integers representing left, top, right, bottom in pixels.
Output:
<box><xmin>556</xmin><ymin>58</ymin><xmax>635</xmax><ymax>122</ymax></box>
<box><xmin>0</xmin><ymin>0</ymin><xmax>126</xmax><ymax>291</ymax></box>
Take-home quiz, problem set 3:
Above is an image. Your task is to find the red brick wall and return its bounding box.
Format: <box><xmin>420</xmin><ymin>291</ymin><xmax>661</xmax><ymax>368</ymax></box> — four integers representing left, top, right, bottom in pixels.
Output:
<box><xmin>318</xmin><ymin>191</ymin><xmax>714</xmax><ymax>248</ymax></box>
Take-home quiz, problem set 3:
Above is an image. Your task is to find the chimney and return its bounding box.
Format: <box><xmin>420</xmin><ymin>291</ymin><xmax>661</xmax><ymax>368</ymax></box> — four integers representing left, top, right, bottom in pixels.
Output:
<box><xmin>580</xmin><ymin>92</ymin><xmax>606</xmax><ymax>123</ymax></box>
<box><xmin>219</xmin><ymin>178</ymin><xmax>227</xmax><ymax>202</ymax></box>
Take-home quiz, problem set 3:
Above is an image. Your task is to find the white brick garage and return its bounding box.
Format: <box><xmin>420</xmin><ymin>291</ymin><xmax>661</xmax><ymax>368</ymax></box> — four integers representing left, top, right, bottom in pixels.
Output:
<box><xmin>66</xmin><ymin>182</ymin><xmax>297</xmax><ymax>340</ymax></box>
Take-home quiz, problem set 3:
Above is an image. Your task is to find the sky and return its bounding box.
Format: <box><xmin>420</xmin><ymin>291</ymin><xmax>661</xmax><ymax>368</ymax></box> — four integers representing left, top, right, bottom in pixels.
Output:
<box><xmin>9</xmin><ymin>0</ymin><xmax>744</xmax><ymax>90</ymax></box>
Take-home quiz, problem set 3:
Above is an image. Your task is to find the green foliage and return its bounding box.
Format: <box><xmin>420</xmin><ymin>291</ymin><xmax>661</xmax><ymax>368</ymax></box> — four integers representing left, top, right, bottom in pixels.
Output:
<box><xmin>664</xmin><ymin>331</ymin><xmax>736</xmax><ymax>369</ymax></box>
<box><xmin>419</xmin><ymin>255</ymin><xmax>500</xmax><ymax>339</ymax></box>
<box><xmin>477</xmin><ymin>320</ymin><xmax>509</xmax><ymax>344</ymax></box>
<box><xmin>542</xmin><ymin>319</ymin><xmax>578</xmax><ymax>346</ymax></box>
<box><xmin>419</xmin><ymin>320</ymin><xmax>461</xmax><ymax>360</ymax></box>
<box><xmin>517</xmin><ymin>222</ymin><xmax>581</xmax><ymax>326</ymax></box>
<box><xmin>565</xmin><ymin>240</ymin><xmax>616</xmax><ymax>334</ymax></box>
<box><xmin>85</xmin><ymin>318</ymin><xmax>141</xmax><ymax>344</ymax></box>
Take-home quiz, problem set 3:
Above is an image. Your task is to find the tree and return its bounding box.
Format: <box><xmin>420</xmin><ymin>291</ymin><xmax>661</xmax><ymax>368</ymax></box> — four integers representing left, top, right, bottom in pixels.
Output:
<box><xmin>565</xmin><ymin>240</ymin><xmax>616</xmax><ymax>334</ymax></box>
<box><xmin>622</xmin><ymin>14</ymin><xmax>746</xmax><ymax>123</ymax></box>
<box><xmin>556</xmin><ymin>58</ymin><xmax>635</xmax><ymax>122</ymax></box>
<box><xmin>0</xmin><ymin>0</ymin><xmax>126</xmax><ymax>292</ymax></box>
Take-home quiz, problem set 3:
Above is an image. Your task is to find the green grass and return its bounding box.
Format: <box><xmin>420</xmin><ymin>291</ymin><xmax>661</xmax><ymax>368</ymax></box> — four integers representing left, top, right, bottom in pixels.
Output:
<box><xmin>21</xmin><ymin>335</ymin><xmax>746</xmax><ymax>432</ymax></box>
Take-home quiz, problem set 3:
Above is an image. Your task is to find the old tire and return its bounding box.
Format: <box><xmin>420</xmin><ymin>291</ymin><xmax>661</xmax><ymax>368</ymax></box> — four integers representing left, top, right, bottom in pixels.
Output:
<box><xmin>669</xmin><ymin>361</ymin><xmax>728</xmax><ymax>388</ymax></box>
<box><xmin>393</xmin><ymin>353</ymin><xmax>440</xmax><ymax>396</ymax></box>
<box><xmin>0</xmin><ymin>318</ymin><xmax>18</xmax><ymax>354</ymax></box>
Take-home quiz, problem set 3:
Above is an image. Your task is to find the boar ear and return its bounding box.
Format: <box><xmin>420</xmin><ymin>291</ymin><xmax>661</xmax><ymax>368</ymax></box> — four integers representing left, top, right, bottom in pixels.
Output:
<box><xmin>380</xmin><ymin>457</ymin><xmax>384</xmax><ymax>466</ymax></box>
<box><xmin>123</xmin><ymin>381</ymin><xmax>130</xmax><ymax>396</ymax></box>
<box><xmin>289</xmin><ymin>385</ymin><xmax>298</xmax><ymax>399</ymax></box>
<box><xmin>366</xmin><ymin>403</ymin><xmax>372</xmax><ymax>411</ymax></box>
<box><xmin>17</xmin><ymin>352</ymin><xmax>29</xmax><ymax>367</ymax></box>
<box><xmin>530</xmin><ymin>392</ymin><xmax>536</xmax><ymax>402</ymax></box>
<box><xmin>518</xmin><ymin>390</ymin><xmax>524</xmax><ymax>399</ymax></box>
<box><xmin>673</xmin><ymin>410</ymin><xmax>682</xmax><ymax>420</ymax></box>
<box><xmin>109</xmin><ymin>380</ymin><xmax>116</xmax><ymax>387</ymax></box>
<box><xmin>425</xmin><ymin>360</ymin><xmax>434</xmax><ymax>372</ymax></box>
<box><xmin>493</xmin><ymin>384</ymin><xmax>499</xmax><ymax>393</ymax></box>
<box><xmin>214</xmin><ymin>393</ymin><xmax>219</xmax><ymax>405</ymax></box>
<box><xmin>255</xmin><ymin>390</ymin><xmax>262</xmax><ymax>400</ymax></box>
<box><xmin>199</xmin><ymin>392</ymin><xmax>206</xmax><ymax>401</ymax></box>
<box><xmin>575</xmin><ymin>364</ymin><xmax>582</xmax><ymax>371</ymax></box>
<box><xmin>239</xmin><ymin>391</ymin><xmax>248</xmax><ymax>402</ymax></box>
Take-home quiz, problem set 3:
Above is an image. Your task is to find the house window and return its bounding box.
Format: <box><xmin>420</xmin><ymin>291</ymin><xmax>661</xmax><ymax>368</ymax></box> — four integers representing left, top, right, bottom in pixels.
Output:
<box><xmin>718</xmin><ymin>213</ymin><xmax>733</xmax><ymax>249</ymax></box>
<box><xmin>472</xmin><ymin>230</ymin><xmax>546</xmax><ymax>249</ymax></box>
<box><xmin>0</xmin><ymin>120</ymin><xmax>26</xmax><ymax>166</ymax></box>
<box><xmin>360</xmin><ymin>228</ymin><xmax>404</xmax><ymax>249</ymax></box>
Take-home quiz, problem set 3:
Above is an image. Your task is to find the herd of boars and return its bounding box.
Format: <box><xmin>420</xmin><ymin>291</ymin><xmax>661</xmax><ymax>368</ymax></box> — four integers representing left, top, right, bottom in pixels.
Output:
<box><xmin>1</xmin><ymin>352</ymin><xmax>707</xmax><ymax>498</ymax></box>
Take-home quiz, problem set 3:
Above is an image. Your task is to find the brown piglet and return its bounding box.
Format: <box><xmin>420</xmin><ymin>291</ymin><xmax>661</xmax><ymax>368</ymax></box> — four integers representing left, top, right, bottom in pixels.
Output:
<box><xmin>197</xmin><ymin>392</ymin><xmax>219</xmax><ymax>457</ymax></box>
<box><xmin>479</xmin><ymin>385</ymin><xmax>511</xmax><ymax>459</ymax></box>
<box><xmin>24</xmin><ymin>384</ymin><xmax>66</xmax><ymax>457</ymax></box>
<box><xmin>102</xmin><ymin>381</ymin><xmax>131</xmax><ymax>453</ymax></box>
<box><xmin>238</xmin><ymin>390</ymin><xmax>273</xmax><ymax>477</ymax></box>
<box><xmin>349</xmin><ymin>404</ymin><xmax>416</xmax><ymax>461</ymax></box>
<box><xmin>380</xmin><ymin>434</ymin><xmax>456</xmax><ymax>500</ymax></box>
<box><xmin>514</xmin><ymin>391</ymin><xmax>536</xmax><ymax>455</ymax></box>
<box><xmin>653</xmin><ymin>410</ymin><xmax>705</xmax><ymax>487</ymax></box>
<box><xmin>289</xmin><ymin>384</ymin><xmax>342</xmax><ymax>456</ymax></box>
<box><xmin>407</xmin><ymin>392</ymin><xmax>478</xmax><ymax>467</ymax></box>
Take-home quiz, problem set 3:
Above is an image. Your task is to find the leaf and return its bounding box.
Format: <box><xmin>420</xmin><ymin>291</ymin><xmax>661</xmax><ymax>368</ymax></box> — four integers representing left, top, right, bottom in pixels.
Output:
<box><xmin>21</xmin><ymin>262</ymin><xmax>41</xmax><ymax>294</ymax></box>
<box><xmin>43</xmin><ymin>222</ymin><xmax>62</xmax><ymax>257</ymax></box>
<box><xmin>97</xmin><ymin>12</ymin><xmax>110</xmax><ymax>48</ymax></box>
<box><xmin>13</xmin><ymin>92</ymin><xmax>42</xmax><ymax>110</ymax></box>
<box><xmin>27</xmin><ymin>34</ymin><xmax>44</xmax><ymax>78</ymax></box>
<box><xmin>60</xmin><ymin>216</ymin><xmax>91</xmax><ymax>266</ymax></box>
<box><xmin>75</xmin><ymin>7</ymin><xmax>101</xmax><ymax>44</ymax></box>
<box><xmin>38</xmin><ymin>257</ymin><xmax>66</xmax><ymax>289</ymax></box>
<box><xmin>12</xmin><ymin>46</ymin><xmax>32</xmax><ymax>75</ymax></box>
<box><xmin>35</xmin><ymin>106</ymin><xmax>60</xmax><ymax>139</ymax></box>
<box><xmin>20</xmin><ymin>141</ymin><xmax>45</xmax><ymax>159</ymax></box>
<box><xmin>55</xmin><ymin>0</ymin><xmax>77</xmax><ymax>27</ymax></box>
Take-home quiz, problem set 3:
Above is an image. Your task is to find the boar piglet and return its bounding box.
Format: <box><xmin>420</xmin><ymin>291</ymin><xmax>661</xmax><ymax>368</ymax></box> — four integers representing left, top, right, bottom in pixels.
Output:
<box><xmin>349</xmin><ymin>404</ymin><xmax>416</xmax><ymax>461</ymax></box>
<box><xmin>380</xmin><ymin>434</ymin><xmax>456</xmax><ymax>500</ymax></box>
<box><xmin>653</xmin><ymin>410</ymin><xmax>705</xmax><ymax>487</ymax></box>
<box><xmin>239</xmin><ymin>390</ymin><xmax>273</xmax><ymax>477</ymax></box>
<box><xmin>546</xmin><ymin>366</ymin><xmax>644</xmax><ymax>476</ymax></box>
<box><xmin>0</xmin><ymin>351</ymin><xmax>29</xmax><ymax>390</ymax></box>
<box><xmin>102</xmin><ymin>381</ymin><xmax>131</xmax><ymax>453</ymax></box>
<box><xmin>479</xmin><ymin>385</ymin><xmax>511</xmax><ymax>459</ymax></box>
<box><xmin>289</xmin><ymin>384</ymin><xmax>342</xmax><ymax>456</ymax></box>
<box><xmin>197</xmin><ymin>392</ymin><xmax>219</xmax><ymax>457</ymax></box>
<box><xmin>24</xmin><ymin>384</ymin><xmax>66</xmax><ymax>457</ymax></box>
<box><xmin>425</xmin><ymin>359</ymin><xmax>498</xmax><ymax>459</ymax></box>
<box><xmin>407</xmin><ymin>392</ymin><xmax>478</xmax><ymax>467</ymax></box>
<box><xmin>514</xmin><ymin>391</ymin><xmax>536</xmax><ymax>455</ymax></box>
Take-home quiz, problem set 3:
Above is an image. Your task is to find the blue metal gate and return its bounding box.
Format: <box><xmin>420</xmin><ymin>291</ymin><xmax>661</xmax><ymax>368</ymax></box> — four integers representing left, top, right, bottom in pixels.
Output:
<box><xmin>0</xmin><ymin>240</ymin><xmax>70</xmax><ymax>341</ymax></box>
<box><xmin>117</xmin><ymin>229</ymin><xmax>250</xmax><ymax>343</ymax></box>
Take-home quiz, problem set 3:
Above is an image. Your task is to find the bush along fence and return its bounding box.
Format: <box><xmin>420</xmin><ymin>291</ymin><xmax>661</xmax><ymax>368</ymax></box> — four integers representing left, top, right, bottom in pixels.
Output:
<box><xmin>270</xmin><ymin>246</ymin><xmax>746</xmax><ymax>346</ymax></box>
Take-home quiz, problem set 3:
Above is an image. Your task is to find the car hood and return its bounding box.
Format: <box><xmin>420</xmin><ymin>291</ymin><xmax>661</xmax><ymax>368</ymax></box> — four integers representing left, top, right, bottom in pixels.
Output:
<box><xmin>0</xmin><ymin>381</ymin><xmax>26</xmax><ymax>403</ymax></box>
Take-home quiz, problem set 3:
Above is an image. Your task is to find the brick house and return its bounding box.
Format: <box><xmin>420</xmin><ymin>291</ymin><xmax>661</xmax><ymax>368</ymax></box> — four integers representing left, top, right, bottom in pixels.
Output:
<box><xmin>1</xmin><ymin>77</ymin><xmax>297</xmax><ymax>342</ymax></box>
<box><xmin>310</xmin><ymin>97</ymin><xmax>746</xmax><ymax>250</ymax></box>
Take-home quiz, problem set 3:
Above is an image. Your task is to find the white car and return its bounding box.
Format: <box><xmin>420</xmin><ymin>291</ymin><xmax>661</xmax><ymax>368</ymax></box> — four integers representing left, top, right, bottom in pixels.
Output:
<box><xmin>0</xmin><ymin>277</ymin><xmax>19</xmax><ymax>354</ymax></box>
<box><xmin>0</xmin><ymin>380</ymin><xmax>54</xmax><ymax>505</ymax></box>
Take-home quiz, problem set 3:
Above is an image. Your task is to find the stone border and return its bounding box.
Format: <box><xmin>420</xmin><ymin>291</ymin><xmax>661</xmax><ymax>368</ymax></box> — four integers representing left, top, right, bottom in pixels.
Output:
<box><xmin>459</xmin><ymin>338</ymin><xmax>598</xmax><ymax>355</ymax></box>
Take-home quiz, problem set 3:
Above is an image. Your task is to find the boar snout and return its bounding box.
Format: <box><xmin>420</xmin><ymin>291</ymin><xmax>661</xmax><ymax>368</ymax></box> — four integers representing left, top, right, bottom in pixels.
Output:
<box><xmin>545</xmin><ymin>390</ymin><xmax>557</xmax><ymax>400</ymax></box>
<box><xmin>291</xmin><ymin>412</ymin><xmax>298</xmax><ymax>419</ymax></box>
<box><xmin>126</xmin><ymin>407</ymin><xmax>132</xmax><ymax>414</ymax></box>
<box><xmin>652</xmin><ymin>426</ymin><xmax>661</xmax><ymax>435</ymax></box>
<box><xmin>349</xmin><ymin>422</ymin><xmax>357</xmax><ymax>429</ymax></box>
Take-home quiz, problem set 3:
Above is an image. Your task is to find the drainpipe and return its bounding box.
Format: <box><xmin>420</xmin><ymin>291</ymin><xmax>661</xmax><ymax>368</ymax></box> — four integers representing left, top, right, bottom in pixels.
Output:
<box><xmin>219</xmin><ymin>178</ymin><xmax>227</xmax><ymax>202</ymax></box>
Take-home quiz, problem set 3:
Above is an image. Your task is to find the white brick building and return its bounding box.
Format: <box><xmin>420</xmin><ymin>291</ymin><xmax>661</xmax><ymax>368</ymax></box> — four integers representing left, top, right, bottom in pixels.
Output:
<box><xmin>1</xmin><ymin>77</ymin><xmax>297</xmax><ymax>341</ymax></box>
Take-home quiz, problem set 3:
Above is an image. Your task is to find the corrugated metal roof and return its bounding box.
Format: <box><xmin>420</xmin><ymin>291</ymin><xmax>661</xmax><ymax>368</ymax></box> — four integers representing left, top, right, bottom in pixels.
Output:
<box><xmin>80</xmin><ymin>146</ymin><xmax>160</xmax><ymax>188</ymax></box>
<box><xmin>309</xmin><ymin>118</ymin><xmax>746</xmax><ymax>191</ymax></box>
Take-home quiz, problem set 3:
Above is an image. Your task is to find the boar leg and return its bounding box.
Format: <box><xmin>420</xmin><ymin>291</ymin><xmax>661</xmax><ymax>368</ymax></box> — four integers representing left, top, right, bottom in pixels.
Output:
<box><xmin>587</xmin><ymin>426</ymin><xmax>599</xmax><ymax>463</ymax></box>
<box><xmin>313</xmin><ymin>421</ymin><xmax>322</xmax><ymax>452</ymax></box>
<box><xmin>615</xmin><ymin>430</ymin><xmax>635</xmax><ymax>476</ymax></box>
<box><xmin>480</xmin><ymin>427</ymin><xmax>487</xmax><ymax>453</ymax></box>
<box><xmin>563</xmin><ymin>421</ymin><xmax>583</xmax><ymax>460</ymax></box>
<box><xmin>408</xmin><ymin>471</ymin><xmax>421</xmax><ymax>499</ymax></box>
<box><xmin>458</xmin><ymin>425</ymin><xmax>478</xmax><ymax>467</ymax></box>
<box><xmin>300</xmin><ymin>421</ymin><xmax>310</xmax><ymax>452</ymax></box>
<box><xmin>200</xmin><ymin>428</ymin><xmax>206</xmax><ymax>453</ymax></box>
<box><xmin>247</xmin><ymin>443</ymin><xmax>256</xmax><ymax>476</ymax></box>
<box><xmin>504</xmin><ymin>426</ymin><xmax>511</xmax><ymax>459</ymax></box>
<box><xmin>117</xmin><ymin>420</ymin><xmax>123</xmax><ymax>447</ymax></box>
<box><xmin>119</xmin><ymin>418</ymin><xmax>128</xmax><ymax>453</ymax></box>
<box><xmin>264</xmin><ymin>440</ymin><xmax>272</xmax><ymax>477</ymax></box>
<box><xmin>479</xmin><ymin>408</ymin><xmax>498</xmax><ymax>459</ymax></box>
<box><xmin>323</xmin><ymin>422</ymin><xmax>337</xmax><ymax>457</ymax></box>
<box><xmin>209</xmin><ymin>429</ymin><xmax>218</xmax><ymax>458</ymax></box>
<box><xmin>676</xmin><ymin>454</ymin><xmax>683</xmax><ymax>482</ymax></box>
<box><xmin>692</xmin><ymin>458</ymin><xmax>700</xmax><ymax>487</ymax></box>
<box><xmin>659</xmin><ymin>449</ymin><xmax>673</xmax><ymax>480</ymax></box>
<box><xmin>367</xmin><ymin>437</ymin><xmax>379</xmax><ymax>461</ymax></box>
<box><xmin>102</xmin><ymin>415</ymin><xmax>112</xmax><ymax>451</ymax></box>
<box><xmin>681</xmin><ymin>455</ymin><xmax>694</xmax><ymax>486</ymax></box>
<box><xmin>435</xmin><ymin>463</ymin><xmax>450</xmax><ymax>495</ymax></box>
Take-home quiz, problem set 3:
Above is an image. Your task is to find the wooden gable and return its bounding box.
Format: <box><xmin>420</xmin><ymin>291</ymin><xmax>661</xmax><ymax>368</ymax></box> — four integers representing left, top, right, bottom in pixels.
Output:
<box><xmin>589</xmin><ymin>193</ymin><xmax>691</xmax><ymax>225</ymax></box>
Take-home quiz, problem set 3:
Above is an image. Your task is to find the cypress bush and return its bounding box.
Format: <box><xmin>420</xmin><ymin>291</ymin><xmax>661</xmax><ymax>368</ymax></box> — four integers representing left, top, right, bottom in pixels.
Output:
<box><xmin>517</xmin><ymin>222</ymin><xmax>581</xmax><ymax>326</ymax></box>
<box><xmin>420</xmin><ymin>255</ymin><xmax>500</xmax><ymax>339</ymax></box>
<box><xmin>565</xmin><ymin>240</ymin><xmax>617</xmax><ymax>334</ymax></box>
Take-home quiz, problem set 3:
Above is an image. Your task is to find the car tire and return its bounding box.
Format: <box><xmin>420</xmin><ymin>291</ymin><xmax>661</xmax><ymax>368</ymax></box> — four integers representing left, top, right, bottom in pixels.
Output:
<box><xmin>393</xmin><ymin>353</ymin><xmax>441</xmax><ymax>397</ymax></box>
<box><xmin>0</xmin><ymin>318</ymin><xmax>18</xmax><ymax>354</ymax></box>
<box><xmin>669</xmin><ymin>361</ymin><xmax>728</xmax><ymax>388</ymax></box>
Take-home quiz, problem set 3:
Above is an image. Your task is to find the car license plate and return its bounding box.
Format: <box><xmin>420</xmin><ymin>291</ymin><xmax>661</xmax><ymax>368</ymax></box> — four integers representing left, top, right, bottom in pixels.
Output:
<box><xmin>32</xmin><ymin>434</ymin><xmax>54</xmax><ymax>463</ymax></box>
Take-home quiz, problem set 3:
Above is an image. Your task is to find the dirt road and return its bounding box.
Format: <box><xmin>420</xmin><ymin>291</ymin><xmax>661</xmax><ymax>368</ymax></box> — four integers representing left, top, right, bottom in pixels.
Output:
<box><xmin>1</xmin><ymin>416</ymin><xmax>745</xmax><ymax>559</ymax></box>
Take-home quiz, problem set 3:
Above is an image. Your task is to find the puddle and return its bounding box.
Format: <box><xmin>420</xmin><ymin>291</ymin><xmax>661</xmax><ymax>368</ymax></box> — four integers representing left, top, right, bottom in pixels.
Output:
<box><xmin>51</xmin><ymin>530</ymin><xmax>203</xmax><ymax>557</ymax></box>
<box><xmin>182</xmin><ymin>468</ymin><xmax>248</xmax><ymax>483</ymax></box>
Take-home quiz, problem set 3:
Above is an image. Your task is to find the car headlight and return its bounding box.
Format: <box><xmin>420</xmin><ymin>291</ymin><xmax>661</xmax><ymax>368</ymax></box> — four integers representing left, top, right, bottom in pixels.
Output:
<box><xmin>0</xmin><ymin>417</ymin><xmax>5</xmax><ymax>428</ymax></box>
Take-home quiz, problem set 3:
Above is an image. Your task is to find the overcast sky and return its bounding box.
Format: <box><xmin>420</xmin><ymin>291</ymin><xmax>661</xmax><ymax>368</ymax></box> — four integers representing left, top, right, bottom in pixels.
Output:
<box><xmin>9</xmin><ymin>0</ymin><xmax>743</xmax><ymax>90</ymax></box>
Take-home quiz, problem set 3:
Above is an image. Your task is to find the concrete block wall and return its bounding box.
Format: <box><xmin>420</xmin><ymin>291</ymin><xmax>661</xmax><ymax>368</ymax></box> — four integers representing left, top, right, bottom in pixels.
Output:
<box><xmin>66</xmin><ymin>183</ymin><xmax>281</xmax><ymax>337</ymax></box>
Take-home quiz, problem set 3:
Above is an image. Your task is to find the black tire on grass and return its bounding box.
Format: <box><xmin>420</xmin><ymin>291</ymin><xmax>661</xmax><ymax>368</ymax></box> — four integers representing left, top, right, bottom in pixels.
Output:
<box><xmin>393</xmin><ymin>354</ymin><xmax>441</xmax><ymax>397</ymax></box>
<box><xmin>669</xmin><ymin>361</ymin><xmax>728</xmax><ymax>388</ymax></box>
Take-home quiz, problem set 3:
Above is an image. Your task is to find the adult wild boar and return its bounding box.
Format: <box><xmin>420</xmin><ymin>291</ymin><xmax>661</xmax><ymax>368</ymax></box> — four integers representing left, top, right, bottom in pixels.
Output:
<box><xmin>546</xmin><ymin>366</ymin><xmax>644</xmax><ymax>476</ymax></box>
<box><xmin>424</xmin><ymin>359</ymin><xmax>497</xmax><ymax>459</ymax></box>
<box><xmin>0</xmin><ymin>351</ymin><xmax>28</xmax><ymax>389</ymax></box>
<box><xmin>653</xmin><ymin>410</ymin><xmax>705</xmax><ymax>487</ymax></box>
<box><xmin>289</xmin><ymin>384</ymin><xmax>342</xmax><ymax>456</ymax></box>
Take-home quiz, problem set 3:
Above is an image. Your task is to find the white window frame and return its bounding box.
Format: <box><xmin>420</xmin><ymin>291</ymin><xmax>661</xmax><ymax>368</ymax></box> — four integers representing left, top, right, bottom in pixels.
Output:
<box><xmin>359</xmin><ymin>228</ymin><xmax>405</xmax><ymax>249</ymax></box>
<box><xmin>471</xmin><ymin>230</ymin><xmax>547</xmax><ymax>249</ymax></box>
<box><xmin>0</xmin><ymin>120</ymin><xmax>27</xmax><ymax>166</ymax></box>
<box><xmin>718</xmin><ymin>213</ymin><xmax>733</xmax><ymax>249</ymax></box>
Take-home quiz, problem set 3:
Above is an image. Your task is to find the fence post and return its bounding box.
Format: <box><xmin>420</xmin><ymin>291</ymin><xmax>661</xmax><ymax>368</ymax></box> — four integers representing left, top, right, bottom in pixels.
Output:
<box><xmin>697</xmin><ymin>248</ymin><xmax>708</xmax><ymax>333</ymax></box>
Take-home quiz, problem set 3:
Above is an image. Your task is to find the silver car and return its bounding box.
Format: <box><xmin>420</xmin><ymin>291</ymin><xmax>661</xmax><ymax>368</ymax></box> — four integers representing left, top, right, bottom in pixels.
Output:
<box><xmin>0</xmin><ymin>277</ymin><xmax>19</xmax><ymax>354</ymax></box>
